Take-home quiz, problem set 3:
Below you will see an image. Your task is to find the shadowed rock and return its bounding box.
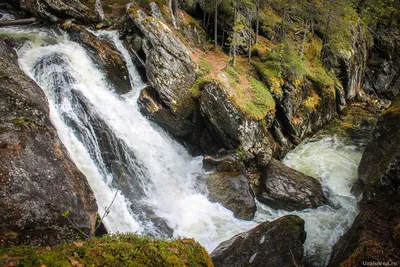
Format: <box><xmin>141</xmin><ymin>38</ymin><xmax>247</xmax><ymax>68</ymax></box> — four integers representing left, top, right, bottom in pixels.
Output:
<box><xmin>257</xmin><ymin>159</ymin><xmax>327</xmax><ymax>211</ymax></box>
<box><xmin>211</xmin><ymin>215</ymin><xmax>306</xmax><ymax>267</ymax></box>
<box><xmin>329</xmin><ymin>96</ymin><xmax>400</xmax><ymax>266</ymax></box>
<box><xmin>205</xmin><ymin>172</ymin><xmax>256</xmax><ymax>220</ymax></box>
<box><xmin>18</xmin><ymin>0</ymin><xmax>100</xmax><ymax>24</ymax></box>
<box><xmin>0</xmin><ymin>39</ymin><xmax>97</xmax><ymax>247</ymax></box>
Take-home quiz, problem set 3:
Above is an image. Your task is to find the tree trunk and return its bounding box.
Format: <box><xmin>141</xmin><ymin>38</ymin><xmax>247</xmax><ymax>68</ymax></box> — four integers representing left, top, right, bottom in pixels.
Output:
<box><xmin>255</xmin><ymin>0</ymin><xmax>259</xmax><ymax>44</ymax></box>
<box><xmin>299</xmin><ymin>14</ymin><xmax>308</xmax><ymax>59</ymax></box>
<box><xmin>214</xmin><ymin>0</ymin><xmax>218</xmax><ymax>50</ymax></box>
<box><xmin>0</xmin><ymin>17</ymin><xmax>36</xmax><ymax>27</ymax></box>
<box><xmin>248</xmin><ymin>11</ymin><xmax>252</xmax><ymax>62</ymax></box>
<box><xmin>233</xmin><ymin>0</ymin><xmax>237</xmax><ymax>67</ymax></box>
<box><xmin>170</xmin><ymin>0</ymin><xmax>179</xmax><ymax>29</ymax></box>
<box><xmin>299</xmin><ymin>28</ymin><xmax>307</xmax><ymax>59</ymax></box>
<box><xmin>388</xmin><ymin>10</ymin><xmax>395</xmax><ymax>30</ymax></box>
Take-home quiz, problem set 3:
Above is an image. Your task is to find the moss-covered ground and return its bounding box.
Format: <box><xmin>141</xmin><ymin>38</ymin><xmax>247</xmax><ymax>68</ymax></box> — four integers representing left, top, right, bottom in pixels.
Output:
<box><xmin>0</xmin><ymin>234</ymin><xmax>213</xmax><ymax>267</ymax></box>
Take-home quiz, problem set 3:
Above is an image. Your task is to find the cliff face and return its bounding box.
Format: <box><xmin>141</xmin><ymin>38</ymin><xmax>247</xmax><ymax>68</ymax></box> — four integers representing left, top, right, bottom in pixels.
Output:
<box><xmin>130</xmin><ymin>1</ymin><xmax>372</xmax><ymax>160</ymax></box>
<box><xmin>0</xmin><ymin>39</ymin><xmax>98</xmax><ymax>247</ymax></box>
<box><xmin>329</xmin><ymin>96</ymin><xmax>400</xmax><ymax>266</ymax></box>
<box><xmin>364</xmin><ymin>30</ymin><xmax>400</xmax><ymax>100</ymax></box>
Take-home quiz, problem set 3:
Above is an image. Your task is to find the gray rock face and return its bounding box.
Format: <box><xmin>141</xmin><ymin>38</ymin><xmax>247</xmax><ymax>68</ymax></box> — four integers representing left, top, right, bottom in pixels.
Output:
<box><xmin>131</xmin><ymin>9</ymin><xmax>196</xmax><ymax>116</ymax></box>
<box><xmin>200</xmin><ymin>81</ymin><xmax>272</xmax><ymax>160</ymax></box>
<box><xmin>355</xmin><ymin>97</ymin><xmax>400</xmax><ymax>196</ymax></box>
<box><xmin>138</xmin><ymin>86</ymin><xmax>195</xmax><ymax>136</ymax></box>
<box><xmin>257</xmin><ymin>159</ymin><xmax>327</xmax><ymax>211</ymax></box>
<box><xmin>211</xmin><ymin>215</ymin><xmax>306</xmax><ymax>267</ymax></box>
<box><xmin>364</xmin><ymin>31</ymin><xmax>400</xmax><ymax>100</ymax></box>
<box><xmin>61</xmin><ymin>22</ymin><xmax>131</xmax><ymax>94</ymax></box>
<box><xmin>275</xmin><ymin>80</ymin><xmax>338</xmax><ymax>148</ymax></box>
<box><xmin>338</xmin><ymin>26</ymin><xmax>370</xmax><ymax>100</ymax></box>
<box><xmin>17</xmin><ymin>0</ymin><xmax>99</xmax><ymax>24</ymax></box>
<box><xmin>329</xmin><ymin>97</ymin><xmax>400</xmax><ymax>266</ymax></box>
<box><xmin>206</xmin><ymin>172</ymin><xmax>256</xmax><ymax>220</ymax></box>
<box><xmin>0</xmin><ymin>40</ymin><xmax>98</xmax><ymax>247</ymax></box>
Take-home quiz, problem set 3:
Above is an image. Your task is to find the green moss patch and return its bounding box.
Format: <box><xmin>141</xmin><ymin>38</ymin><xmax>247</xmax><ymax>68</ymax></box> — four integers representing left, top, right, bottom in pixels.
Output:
<box><xmin>382</xmin><ymin>96</ymin><xmax>400</xmax><ymax>118</ymax></box>
<box><xmin>244</xmin><ymin>78</ymin><xmax>275</xmax><ymax>119</ymax></box>
<box><xmin>341</xmin><ymin>240</ymin><xmax>392</xmax><ymax>267</ymax></box>
<box><xmin>190</xmin><ymin>76</ymin><xmax>213</xmax><ymax>98</ymax></box>
<box><xmin>0</xmin><ymin>234</ymin><xmax>213</xmax><ymax>267</ymax></box>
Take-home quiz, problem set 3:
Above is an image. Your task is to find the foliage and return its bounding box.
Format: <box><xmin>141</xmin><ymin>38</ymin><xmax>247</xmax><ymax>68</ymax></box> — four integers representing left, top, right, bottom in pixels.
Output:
<box><xmin>0</xmin><ymin>234</ymin><xmax>213</xmax><ymax>267</ymax></box>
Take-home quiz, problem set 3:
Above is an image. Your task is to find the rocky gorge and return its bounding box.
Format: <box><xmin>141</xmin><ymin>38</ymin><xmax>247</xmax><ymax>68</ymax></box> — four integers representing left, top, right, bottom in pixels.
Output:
<box><xmin>0</xmin><ymin>0</ymin><xmax>399</xmax><ymax>266</ymax></box>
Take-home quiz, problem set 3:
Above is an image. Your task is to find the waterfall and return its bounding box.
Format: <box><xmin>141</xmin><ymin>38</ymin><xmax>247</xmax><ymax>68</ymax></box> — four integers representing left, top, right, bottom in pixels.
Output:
<box><xmin>13</xmin><ymin>28</ymin><xmax>255</xmax><ymax>250</ymax></box>
<box><xmin>1</xmin><ymin>25</ymin><xmax>362</xmax><ymax>266</ymax></box>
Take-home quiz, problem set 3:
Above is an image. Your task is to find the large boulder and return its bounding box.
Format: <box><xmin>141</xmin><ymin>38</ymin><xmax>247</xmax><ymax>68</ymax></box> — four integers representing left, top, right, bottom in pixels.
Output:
<box><xmin>205</xmin><ymin>172</ymin><xmax>256</xmax><ymax>220</ymax></box>
<box><xmin>329</xmin><ymin>97</ymin><xmax>400</xmax><ymax>266</ymax></box>
<box><xmin>16</xmin><ymin>0</ymin><xmax>100</xmax><ymax>24</ymax></box>
<box><xmin>138</xmin><ymin>86</ymin><xmax>195</xmax><ymax>136</ymax></box>
<box><xmin>61</xmin><ymin>22</ymin><xmax>131</xmax><ymax>95</ymax></box>
<box><xmin>274</xmin><ymin>79</ymin><xmax>338</xmax><ymax>148</ymax></box>
<box><xmin>211</xmin><ymin>215</ymin><xmax>306</xmax><ymax>267</ymax></box>
<box><xmin>0</xmin><ymin>39</ymin><xmax>98</xmax><ymax>247</ymax></box>
<box><xmin>200</xmin><ymin>80</ymin><xmax>273</xmax><ymax>161</ymax></box>
<box><xmin>130</xmin><ymin>8</ymin><xmax>196</xmax><ymax>117</ymax></box>
<box><xmin>257</xmin><ymin>159</ymin><xmax>327</xmax><ymax>211</ymax></box>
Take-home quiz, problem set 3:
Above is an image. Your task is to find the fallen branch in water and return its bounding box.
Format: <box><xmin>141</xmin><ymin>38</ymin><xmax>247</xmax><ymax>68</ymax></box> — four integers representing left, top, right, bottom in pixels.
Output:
<box><xmin>0</xmin><ymin>17</ymin><xmax>36</xmax><ymax>27</ymax></box>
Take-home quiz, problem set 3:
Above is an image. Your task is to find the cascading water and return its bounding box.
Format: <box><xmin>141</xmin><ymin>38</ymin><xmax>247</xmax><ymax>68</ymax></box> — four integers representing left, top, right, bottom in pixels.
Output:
<box><xmin>11</xmin><ymin>27</ymin><xmax>255</xmax><ymax>249</ymax></box>
<box><xmin>1</xmin><ymin>24</ymin><xmax>364</xmax><ymax>266</ymax></box>
<box><xmin>255</xmin><ymin>136</ymin><xmax>361</xmax><ymax>266</ymax></box>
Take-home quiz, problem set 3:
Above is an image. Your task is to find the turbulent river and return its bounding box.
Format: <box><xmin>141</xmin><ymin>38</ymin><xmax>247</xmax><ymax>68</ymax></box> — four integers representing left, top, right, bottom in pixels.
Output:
<box><xmin>2</xmin><ymin>25</ymin><xmax>364</xmax><ymax>266</ymax></box>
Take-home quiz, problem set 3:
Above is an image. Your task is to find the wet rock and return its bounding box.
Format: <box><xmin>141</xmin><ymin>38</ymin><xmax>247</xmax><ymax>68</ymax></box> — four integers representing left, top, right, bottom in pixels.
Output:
<box><xmin>205</xmin><ymin>172</ymin><xmax>256</xmax><ymax>220</ymax></box>
<box><xmin>202</xmin><ymin>154</ymin><xmax>243</xmax><ymax>172</ymax></box>
<box><xmin>138</xmin><ymin>86</ymin><xmax>221</xmax><ymax>154</ymax></box>
<box><xmin>211</xmin><ymin>215</ymin><xmax>306</xmax><ymax>267</ymax></box>
<box><xmin>61</xmin><ymin>22</ymin><xmax>131</xmax><ymax>94</ymax></box>
<box><xmin>200</xmin><ymin>80</ymin><xmax>272</xmax><ymax>161</ymax></box>
<box><xmin>336</xmin><ymin>26</ymin><xmax>370</xmax><ymax>100</ymax></box>
<box><xmin>364</xmin><ymin>30</ymin><xmax>400</xmax><ymax>100</ymax></box>
<box><xmin>329</xmin><ymin>97</ymin><xmax>400</xmax><ymax>266</ymax></box>
<box><xmin>0</xmin><ymin>39</ymin><xmax>98</xmax><ymax>247</ymax></box>
<box><xmin>138</xmin><ymin>86</ymin><xmax>195</xmax><ymax>136</ymax></box>
<box><xmin>275</xmin><ymin>79</ymin><xmax>337</xmax><ymax>147</ymax></box>
<box><xmin>355</xmin><ymin>96</ymin><xmax>400</xmax><ymax>196</ymax></box>
<box><xmin>129</xmin><ymin>8</ymin><xmax>196</xmax><ymax>117</ymax></box>
<box><xmin>257</xmin><ymin>159</ymin><xmax>327</xmax><ymax>211</ymax></box>
<box><xmin>18</xmin><ymin>0</ymin><xmax>99</xmax><ymax>24</ymax></box>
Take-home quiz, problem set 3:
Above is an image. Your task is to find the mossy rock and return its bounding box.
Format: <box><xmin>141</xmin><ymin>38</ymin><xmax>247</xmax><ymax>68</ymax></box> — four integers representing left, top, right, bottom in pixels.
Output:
<box><xmin>0</xmin><ymin>234</ymin><xmax>213</xmax><ymax>267</ymax></box>
<box><xmin>341</xmin><ymin>240</ymin><xmax>393</xmax><ymax>267</ymax></box>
